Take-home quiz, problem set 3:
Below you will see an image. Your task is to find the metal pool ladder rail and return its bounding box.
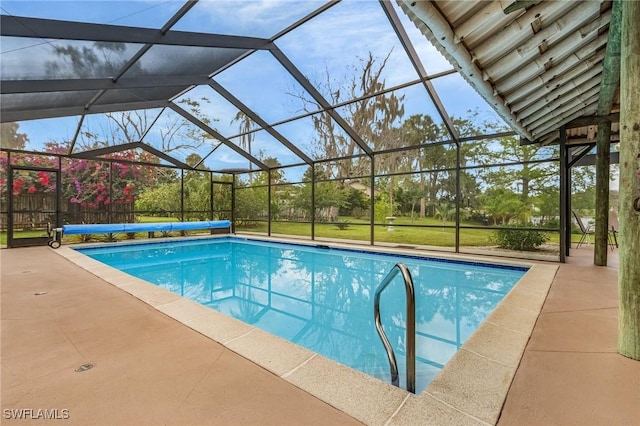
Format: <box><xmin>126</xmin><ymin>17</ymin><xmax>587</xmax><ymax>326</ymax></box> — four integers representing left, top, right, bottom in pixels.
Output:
<box><xmin>373</xmin><ymin>262</ymin><xmax>416</xmax><ymax>393</ymax></box>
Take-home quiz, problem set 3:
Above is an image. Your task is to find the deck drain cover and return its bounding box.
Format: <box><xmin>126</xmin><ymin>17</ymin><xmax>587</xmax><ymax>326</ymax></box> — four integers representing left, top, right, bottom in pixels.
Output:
<box><xmin>34</xmin><ymin>291</ymin><xmax>48</xmax><ymax>296</ymax></box>
<box><xmin>75</xmin><ymin>363</ymin><xmax>95</xmax><ymax>372</ymax></box>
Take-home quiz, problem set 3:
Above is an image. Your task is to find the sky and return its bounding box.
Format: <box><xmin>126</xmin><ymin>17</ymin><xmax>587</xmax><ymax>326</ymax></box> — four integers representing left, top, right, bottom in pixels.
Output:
<box><xmin>1</xmin><ymin>0</ymin><xmax>508</xmax><ymax>173</ymax></box>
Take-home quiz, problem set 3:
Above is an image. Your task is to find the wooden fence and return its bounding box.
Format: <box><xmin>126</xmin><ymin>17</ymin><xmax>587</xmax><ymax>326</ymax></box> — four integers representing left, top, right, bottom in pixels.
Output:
<box><xmin>1</xmin><ymin>193</ymin><xmax>135</xmax><ymax>230</ymax></box>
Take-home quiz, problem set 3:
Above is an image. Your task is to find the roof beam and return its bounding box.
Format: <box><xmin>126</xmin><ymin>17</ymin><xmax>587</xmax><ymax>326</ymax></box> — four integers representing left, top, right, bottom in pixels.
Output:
<box><xmin>70</xmin><ymin>141</ymin><xmax>191</xmax><ymax>169</ymax></box>
<box><xmin>84</xmin><ymin>1</ymin><xmax>200</xmax><ymax>112</ymax></box>
<box><xmin>503</xmin><ymin>1</ymin><xmax>542</xmax><ymax>15</ymax></box>
<box><xmin>208</xmin><ymin>80</ymin><xmax>313</xmax><ymax>165</ymax></box>
<box><xmin>565</xmin><ymin>112</ymin><xmax>620</xmax><ymax>128</ymax></box>
<box><xmin>0</xmin><ymin>76</ymin><xmax>212</xmax><ymax>94</ymax></box>
<box><xmin>574</xmin><ymin>150</ymin><xmax>619</xmax><ymax>167</ymax></box>
<box><xmin>473</xmin><ymin>1</ymin><xmax>574</xmax><ymax>67</ymax></box>
<box><xmin>495</xmin><ymin>21</ymin><xmax>610</xmax><ymax>96</ymax></box>
<box><xmin>524</xmin><ymin>130</ymin><xmax>621</xmax><ymax>147</ymax></box>
<box><xmin>0</xmin><ymin>100</ymin><xmax>170</xmax><ymax>123</ymax></box>
<box><xmin>455</xmin><ymin>2</ymin><xmax>518</xmax><ymax>46</ymax></box>
<box><xmin>596</xmin><ymin>0</ymin><xmax>622</xmax><ymax>116</ymax></box>
<box><xmin>169</xmin><ymin>103</ymin><xmax>268</xmax><ymax>171</ymax></box>
<box><xmin>0</xmin><ymin>15</ymin><xmax>272</xmax><ymax>50</ymax></box>
<box><xmin>270</xmin><ymin>46</ymin><xmax>374</xmax><ymax>157</ymax></box>
<box><xmin>68</xmin><ymin>115</ymin><xmax>85</xmax><ymax>154</ymax></box>
<box><xmin>379</xmin><ymin>0</ymin><xmax>459</xmax><ymax>141</ymax></box>
<box><xmin>568</xmin><ymin>144</ymin><xmax>595</xmax><ymax>167</ymax></box>
<box><xmin>505</xmin><ymin>37</ymin><xmax>607</xmax><ymax>105</ymax></box>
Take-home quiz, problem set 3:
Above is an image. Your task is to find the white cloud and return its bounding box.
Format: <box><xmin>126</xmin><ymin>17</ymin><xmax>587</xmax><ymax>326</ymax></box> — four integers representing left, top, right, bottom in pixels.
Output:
<box><xmin>187</xmin><ymin>0</ymin><xmax>325</xmax><ymax>37</ymax></box>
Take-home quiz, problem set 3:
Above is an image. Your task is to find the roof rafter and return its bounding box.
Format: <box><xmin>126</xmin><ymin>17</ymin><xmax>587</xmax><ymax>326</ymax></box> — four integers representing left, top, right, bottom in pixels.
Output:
<box><xmin>379</xmin><ymin>0</ymin><xmax>460</xmax><ymax>142</ymax></box>
<box><xmin>0</xmin><ymin>100</ymin><xmax>171</xmax><ymax>123</ymax></box>
<box><xmin>70</xmin><ymin>141</ymin><xmax>191</xmax><ymax>169</ymax></box>
<box><xmin>169</xmin><ymin>103</ymin><xmax>269</xmax><ymax>171</ymax></box>
<box><xmin>208</xmin><ymin>80</ymin><xmax>313</xmax><ymax>165</ymax></box>
<box><xmin>270</xmin><ymin>46</ymin><xmax>374</xmax><ymax>157</ymax></box>
<box><xmin>85</xmin><ymin>1</ymin><xmax>200</xmax><ymax>112</ymax></box>
<box><xmin>566</xmin><ymin>112</ymin><xmax>620</xmax><ymax>129</ymax></box>
<box><xmin>0</xmin><ymin>15</ymin><xmax>273</xmax><ymax>50</ymax></box>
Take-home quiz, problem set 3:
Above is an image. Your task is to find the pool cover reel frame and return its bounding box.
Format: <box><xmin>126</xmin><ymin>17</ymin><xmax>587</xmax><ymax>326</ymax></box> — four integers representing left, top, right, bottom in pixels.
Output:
<box><xmin>46</xmin><ymin>220</ymin><xmax>232</xmax><ymax>249</ymax></box>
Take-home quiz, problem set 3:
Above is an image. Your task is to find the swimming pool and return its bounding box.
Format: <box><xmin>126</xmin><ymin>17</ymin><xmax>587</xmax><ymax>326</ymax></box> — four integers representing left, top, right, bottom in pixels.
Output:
<box><xmin>77</xmin><ymin>236</ymin><xmax>527</xmax><ymax>394</ymax></box>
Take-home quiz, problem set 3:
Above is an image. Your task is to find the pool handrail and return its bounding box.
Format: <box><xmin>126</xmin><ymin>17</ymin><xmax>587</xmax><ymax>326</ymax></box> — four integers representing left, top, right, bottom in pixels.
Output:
<box><xmin>373</xmin><ymin>262</ymin><xmax>416</xmax><ymax>393</ymax></box>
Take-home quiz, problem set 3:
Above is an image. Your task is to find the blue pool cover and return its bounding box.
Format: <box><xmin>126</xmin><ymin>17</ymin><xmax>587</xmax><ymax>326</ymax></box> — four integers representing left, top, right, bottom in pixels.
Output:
<box><xmin>62</xmin><ymin>220</ymin><xmax>231</xmax><ymax>234</ymax></box>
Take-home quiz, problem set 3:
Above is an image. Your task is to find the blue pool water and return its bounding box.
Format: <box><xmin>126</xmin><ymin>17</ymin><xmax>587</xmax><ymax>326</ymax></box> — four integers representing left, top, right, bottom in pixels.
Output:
<box><xmin>77</xmin><ymin>237</ymin><xmax>527</xmax><ymax>393</ymax></box>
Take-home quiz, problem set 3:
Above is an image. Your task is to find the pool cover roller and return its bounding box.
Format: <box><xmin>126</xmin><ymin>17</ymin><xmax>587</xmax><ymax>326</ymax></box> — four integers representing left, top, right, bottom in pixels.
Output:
<box><xmin>47</xmin><ymin>220</ymin><xmax>232</xmax><ymax>248</ymax></box>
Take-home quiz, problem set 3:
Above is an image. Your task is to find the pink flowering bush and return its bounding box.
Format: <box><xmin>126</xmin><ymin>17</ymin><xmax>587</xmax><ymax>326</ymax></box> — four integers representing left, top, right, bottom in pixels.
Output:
<box><xmin>1</xmin><ymin>143</ymin><xmax>158</xmax><ymax>211</ymax></box>
<box><xmin>0</xmin><ymin>152</ymin><xmax>57</xmax><ymax>196</ymax></box>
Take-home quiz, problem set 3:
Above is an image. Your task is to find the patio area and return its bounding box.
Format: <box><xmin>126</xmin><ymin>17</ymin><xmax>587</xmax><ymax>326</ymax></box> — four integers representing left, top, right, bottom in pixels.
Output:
<box><xmin>499</xmin><ymin>246</ymin><xmax>638</xmax><ymax>425</ymax></box>
<box><xmin>1</xmin><ymin>244</ymin><xmax>637</xmax><ymax>425</ymax></box>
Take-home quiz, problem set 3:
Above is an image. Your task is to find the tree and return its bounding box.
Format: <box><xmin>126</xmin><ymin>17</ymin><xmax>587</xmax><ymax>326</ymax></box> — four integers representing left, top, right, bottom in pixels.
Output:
<box><xmin>235</xmin><ymin>184</ymin><xmax>268</xmax><ymax>226</ymax></box>
<box><xmin>292</xmin><ymin>51</ymin><xmax>405</xmax><ymax>179</ymax></box>
<box><xmin>1</xmin><ymin>142</ymin><xmax>160</xmax><ymax>224</ymax></box>
<box><xmin>340</xmin><ymin>187</ymin><xmax>370</xmax><ymax>217</ymax></box>
<box><xmin>186</xmin><ymin>153</ymin><xmax>204</xmax><ymax>168</ymax></box>
<box><xmin>399</xmin><ymin>114</ymin><xmax>486</xmax><ymax>218</ymax></box>
<box><xmin>49</xmin><ymin>141</ymin><xmax>157</xmax><ymax>209</ymax></box>
<box><xmin>232</xmin><ymin>111</ymin><xmax>255</xmax><ymax>172</ymax></box>
<box><xmin>292</xmin><ymin>167</ymin><xmax>348</xmax><ymax>221</ymax></box>
<box><xmin>261</xmin><ymin>156</ymin><xmax>284</xmax><ymax>185</ymax></box>
<box><xmin>482</xmin><ymin>187</ymin><xmax>521</xmax><ymax>225</ymax></box>
<box><xmin>135</xmin><ymin>182</ymin><xmax>181</xmax><ymax>218</ymax></box>
<box><xmin>532</xmin><ymin>187</ymin><xmax>559</xmax><ymax>226</ymax></box>
<box><xmin>434</xmin><ymin>201</ymin><xmax>455</xmax><ymax>228</ymax></box>
<box><xmin>472</xmin><ymin>136</ymin><xmax>558</xmax><ymax>202</ymax></box>
<box><xmin>395</xmin><ymin>178</ymin><xmax>422</xmax><ymax>222</ymax></box>
<box><xmin>44</xmin><ymin>42</ymin><xmax>135</xmax><ymax>78</ymax></box>
<box><xmin>373</xmin><ymin>183</ymin><xmax>399</xmax><ymax>222</ymax></box>
<box><xmin>469</xmin><ymin>135</ymin><xmax>580</xmax><ymax>226</ymax></box>
<box><xmin>0</xmin><ymin>123</ymin><xmax>28</xmax><ymax>150</ymax></box>
<box><xmin>400</xmin><ymin>114</ymin><xmax>446</xmax><ymax>217</ymax></box>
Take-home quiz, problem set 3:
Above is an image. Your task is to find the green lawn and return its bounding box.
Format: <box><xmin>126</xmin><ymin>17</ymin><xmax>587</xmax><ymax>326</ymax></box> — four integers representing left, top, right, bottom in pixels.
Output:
<box><xmin>137</xmin><ymin>216</ymin><xmax>179</xmax><ymax>223</ymax></box>
<box><xmin>0</xmin><ymin>229</ymin><xmax>48</xmax><ymax>245</ymax></box>
<box><xmin>235</xmin><ymin>216</ymin><xmax>566</xmax><ymax>248</ymax></box>
<box><xmin>0</xmin><ymin>215</ymin><xmax>587</xmax><ymax>250</ymax></box>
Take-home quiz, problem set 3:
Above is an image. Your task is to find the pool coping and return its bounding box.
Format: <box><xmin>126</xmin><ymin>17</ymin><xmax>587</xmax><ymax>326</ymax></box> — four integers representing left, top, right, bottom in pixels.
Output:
<box><xmin>53</xmin><ymin>235</ymin><xmax>557</xmax><ymax>426</ymax></box>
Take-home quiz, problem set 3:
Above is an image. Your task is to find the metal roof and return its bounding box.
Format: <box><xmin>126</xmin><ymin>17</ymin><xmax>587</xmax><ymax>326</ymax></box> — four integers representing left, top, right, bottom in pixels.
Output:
<box><xmin>398</xmin><ymin>0</ymin><xmax>619</xmax><ymax>145</ymax></box>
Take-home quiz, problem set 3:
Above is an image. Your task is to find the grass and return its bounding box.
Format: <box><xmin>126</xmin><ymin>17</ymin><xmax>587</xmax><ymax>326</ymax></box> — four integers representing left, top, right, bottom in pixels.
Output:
<box><xmin>0</xmin><ymin>215</ymin><xmax>588</xmax><ymax>251</ymax></box>
<box><xmin>0</xmin><ymin>229</ymin><xmax>48</xmax><ymax>245</ymax></box>
<box><xmin>236</xmin><ymin>216</ymin><xmax>561</xmax><ymax>248</ymax></box>
<box><xmin>137</xmin><ymin>216</ymin><xmax>179</xmax><ymax>223</ymax></box>
<box><xmin>238</xmin><ymin>223</ymin><xmax>497</xmax><ymax>247</ymax></box>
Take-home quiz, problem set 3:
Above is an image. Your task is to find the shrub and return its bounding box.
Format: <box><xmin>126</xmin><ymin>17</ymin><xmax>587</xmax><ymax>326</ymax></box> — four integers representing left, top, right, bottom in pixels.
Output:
<box><xmin>334</xmin><ymin>220</ymin><xmax>350</xmax><ymax>230</ymax></box>
<box><xmin>492</xmin><ymin>228</ymin><xmax>550</xmax><ymax>251</ymax></box>
<box><xmin>351</xmin><ymin>207</ymin><xmax>365</xmax><ymax>219</ymax></box>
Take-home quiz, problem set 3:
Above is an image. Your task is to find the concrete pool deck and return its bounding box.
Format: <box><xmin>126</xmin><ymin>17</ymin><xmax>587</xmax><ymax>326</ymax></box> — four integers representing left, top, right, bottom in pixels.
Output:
<box><xmin>1</xmin><ymin>242</ymin><xmax>638</xmax><ymax>425</ymax></box>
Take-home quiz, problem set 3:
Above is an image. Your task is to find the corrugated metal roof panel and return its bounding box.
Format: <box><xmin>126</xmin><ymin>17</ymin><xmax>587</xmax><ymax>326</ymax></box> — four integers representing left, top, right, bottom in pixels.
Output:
<box><xmin>397</xmin><ymin>0</ymin><xmax>617</xmax><ymax>143</ymax></box>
